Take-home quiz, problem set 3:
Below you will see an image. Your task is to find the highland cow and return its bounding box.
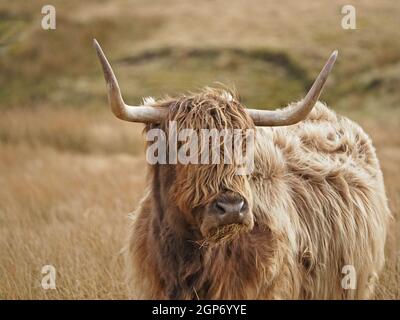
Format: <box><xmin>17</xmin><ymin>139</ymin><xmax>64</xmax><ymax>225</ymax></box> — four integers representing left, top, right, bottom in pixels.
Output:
<box><xmin>94</xmin><ymin>39</ymin><xmax>390</xmax><ymax>299</ymax></box>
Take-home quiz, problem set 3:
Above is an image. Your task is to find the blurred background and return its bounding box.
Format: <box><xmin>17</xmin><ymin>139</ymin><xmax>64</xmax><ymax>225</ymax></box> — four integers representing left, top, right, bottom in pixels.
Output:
<box><xmin>0</xmin><ymin>0</ymin><xmax>399</xmax><ymax>299</ymax></box>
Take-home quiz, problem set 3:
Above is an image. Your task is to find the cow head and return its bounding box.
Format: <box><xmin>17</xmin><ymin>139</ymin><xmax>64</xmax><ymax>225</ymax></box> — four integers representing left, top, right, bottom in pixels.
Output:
<box><xmin>150</xmin><ymin>89</ymin><xmax>256</xmax><ymax>245</ymax></box>
<box><xmin>93</xmin><ymin>39</ymin><xmax>337</xmax><ymax>245</ymax></box>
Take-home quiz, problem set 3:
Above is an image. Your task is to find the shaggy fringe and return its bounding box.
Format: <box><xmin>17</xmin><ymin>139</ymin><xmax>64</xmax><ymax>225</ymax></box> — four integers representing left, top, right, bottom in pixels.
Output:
<box><xmin>147</xmin><ymin>87</ymin><xmax>254</xmax><ymax>214</ymax></box>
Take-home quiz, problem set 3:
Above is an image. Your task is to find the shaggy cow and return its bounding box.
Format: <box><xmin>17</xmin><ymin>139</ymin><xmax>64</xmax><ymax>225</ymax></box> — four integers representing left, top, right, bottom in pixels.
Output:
<box><xmin>94</xmin><ymin>40</ymin><xmax>390</xmax><ymax>299</ymax></box>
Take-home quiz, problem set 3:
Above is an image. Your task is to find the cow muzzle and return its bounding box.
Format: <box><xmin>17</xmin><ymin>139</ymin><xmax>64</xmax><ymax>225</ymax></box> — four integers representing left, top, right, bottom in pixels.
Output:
<box><xmin>212</xmin><ymin>197</ymin><xmax>248</xmax><ymax>225</ymax></box>
<box><xmin>199</xmin><ymin>193</ymin><xmax>254</xmax><ymax>244</ymax></box>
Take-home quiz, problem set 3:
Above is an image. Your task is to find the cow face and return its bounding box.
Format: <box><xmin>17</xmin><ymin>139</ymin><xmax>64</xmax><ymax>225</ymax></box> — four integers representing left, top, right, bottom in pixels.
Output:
<box><xmin>148</xmin><ymin>89</ymin><xmax>255</xmax><ymax>245</ymax></box>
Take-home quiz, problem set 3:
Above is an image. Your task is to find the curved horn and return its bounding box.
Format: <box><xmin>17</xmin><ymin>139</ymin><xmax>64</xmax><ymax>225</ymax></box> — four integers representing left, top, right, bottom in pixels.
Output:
<box><xmin>93</xmin><ymin>39</ymin><xmax>167</xmax><ymax>123</ymax></box>
<box><xmin>247</xmin><ymin>50</ymin><xmax>338</xmax><ymax>126</ymax></box>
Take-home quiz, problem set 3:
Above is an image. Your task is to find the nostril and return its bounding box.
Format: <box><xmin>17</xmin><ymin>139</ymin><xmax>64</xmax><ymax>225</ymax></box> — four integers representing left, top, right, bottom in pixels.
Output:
<box><xmin>214</xmin><ymin>201</ymin><xmax>227</xmax><ymax>214</ymax></box>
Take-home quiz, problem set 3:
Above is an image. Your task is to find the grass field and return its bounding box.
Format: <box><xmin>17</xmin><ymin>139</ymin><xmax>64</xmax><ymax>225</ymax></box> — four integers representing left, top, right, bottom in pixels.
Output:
<box><xmin>0</xmin><ymin>0</ymin><xmax>399</xmax><ymax>299</ymax></box>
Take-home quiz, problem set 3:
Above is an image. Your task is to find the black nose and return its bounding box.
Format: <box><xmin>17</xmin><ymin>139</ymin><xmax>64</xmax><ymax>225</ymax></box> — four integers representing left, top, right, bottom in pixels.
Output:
<box><xmin>208</xmin><ymin>194</ymin><xmax>252</xmax><ymax>227</ymax></box>
<box><xmin>214</xmin><ymin>199</ymin><xmax>245</xmax><ymax>215</ymax></box>
<box><xmin>212</xmin><ymin>196</ymin><xmax>248</xmax><ymax>226</ymax></box>
<box><xmin>204</xmin><ymin>194</ymin><xmax>252</xmax><ymax>234</ymax></box>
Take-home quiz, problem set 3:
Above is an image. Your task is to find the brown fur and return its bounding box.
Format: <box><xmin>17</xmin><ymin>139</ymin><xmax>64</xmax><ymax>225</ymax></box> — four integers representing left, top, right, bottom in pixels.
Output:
<box><xmin>124</xmin><ymin>88</ymin><xmax>390</xmax><ymax>299</ymax></box>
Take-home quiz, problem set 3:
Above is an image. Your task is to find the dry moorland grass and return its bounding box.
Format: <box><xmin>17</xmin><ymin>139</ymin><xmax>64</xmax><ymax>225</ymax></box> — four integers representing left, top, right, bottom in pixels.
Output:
<box><xmin>0</xmin><ymin>0</ymin><xmax>399</xmax><ymax>299</ymax></box>
<box><xmin>0</xmin><ymin>110</ymin><xmax>147</xmax><ymax>299</ymax></box>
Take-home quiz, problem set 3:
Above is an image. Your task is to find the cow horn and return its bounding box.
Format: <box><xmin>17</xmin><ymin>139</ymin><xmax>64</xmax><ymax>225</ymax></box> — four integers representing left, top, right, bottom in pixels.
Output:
<box><xmin>93</xmin><ymin>39</ymin><xmax>167</xmax><ymax>123</ymax></box>
<box><xmin>247</xmin><ymin>50</ymin><xmax>338</xmax><ymax>126</ymax></box>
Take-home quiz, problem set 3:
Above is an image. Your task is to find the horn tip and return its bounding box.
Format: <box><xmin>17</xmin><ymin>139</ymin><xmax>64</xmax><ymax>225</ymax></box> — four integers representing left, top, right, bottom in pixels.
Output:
<box><xmin>331</xmin><ymin>50</ymin><xmax>338</xmax><ymax>59</ymax></box>
<box><xmin>93</xmin><ymin>38</ymin><xmax>100</xmax><ymax>50</ymax></box>
<box><xmin>93</xmin><ymin>39</ymin><xmax>105</xmax><ymax>62</ymax></box>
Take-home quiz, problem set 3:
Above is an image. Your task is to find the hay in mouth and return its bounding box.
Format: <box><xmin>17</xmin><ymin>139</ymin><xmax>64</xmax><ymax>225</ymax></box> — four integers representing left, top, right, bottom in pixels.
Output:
<box><xmin>197</xmin><ymin>223</ymin><xmax>247</xmax><ymax>247</ymax></box>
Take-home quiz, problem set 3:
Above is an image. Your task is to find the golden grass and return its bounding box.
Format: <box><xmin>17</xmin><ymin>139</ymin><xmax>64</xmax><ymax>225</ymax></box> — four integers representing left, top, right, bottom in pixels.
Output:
<box><xmin>0</xmin><ymin>0</ymin><xmax>399</xmax><ymax>299</ymax></box>
<box><xmin>0</xmin><ymin>136</ymin><xmax>147</xmax><ymax>299</ymax></box>
<box><xmin>362</xmin><ymin>119</ymin><xmax>400</xmax><ymax>299</ymax></box>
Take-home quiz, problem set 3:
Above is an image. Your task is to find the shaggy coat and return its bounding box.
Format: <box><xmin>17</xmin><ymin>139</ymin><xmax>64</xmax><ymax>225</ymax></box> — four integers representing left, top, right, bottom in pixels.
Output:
<box><xmin>125</xmin><ymin>89</ymin><xmax>390</xmax><ymax>299</ymax></box>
